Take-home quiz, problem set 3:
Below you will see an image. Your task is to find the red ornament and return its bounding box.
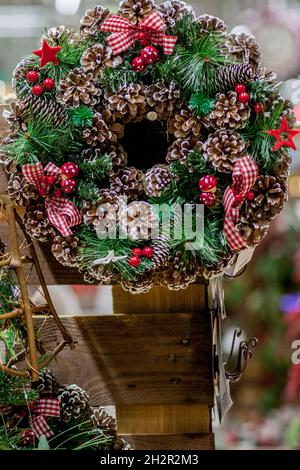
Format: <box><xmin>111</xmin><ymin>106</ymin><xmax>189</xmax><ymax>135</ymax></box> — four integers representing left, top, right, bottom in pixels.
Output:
<box><xmin>234</xmin><ymin>84</ymin><xmax>246</xmax><ymax>94</ymax></box>
<box><xmin>141</xmin><ymin>45</ymin><xmax>159</xmax><ymax>65</ymax></box>
<box><xmin>198</xmin><ymin>175</ymin><xmax>217</xmax><ymax>193</ymax></box>
<box><xmin>19</xmin><ymin>429</ymin><xmax>35</xmax><ymax>446</ymax></box>
<box><xmin>234</xmin><ymin>194</ymin><xmax>243</xmax><ymax>204</ymax></box>
<box><xmin>54</xmin><ymin>189</ymin><xmax>62</xmax><ymax>198</ymax></box>
<box><xmin>32</xmin><ymin>84</ymin><xmax>43</xmax><ymax>96</ymax></box>
<box><xmin>138</xmin><ymin>31</ymin><xmax>148</xmax><ymax>46</ymax></box>
<box><xmin>132</xmin><ymin>56</ymin><xmax>145</xmax><ymax>72</ymax></box>
<box><xmin>267</xmin><ymin>116</ymin><xmax>300</xmax><ymax>151</ymax></box>
<box><xmin>47</xmin><ymin>175</ymin><xmax>55</xmax><ymax>185</ymax></box>
<box><xmin>238</xmin><ymin>92</ymin><xmax>250</xmax><ymax>104</ymax></box>
<box><xmin>254</xmin><ymin>103</ymin><xmax>264</xmax><ymax>114</ymax></box>
<box><xmin>33</xmin><ymin>39</ymin><xmax>62</xmax><ymax>68</ymax></box>
<box><xmin>43</xmin><ymin>77</ymin><xmax>55</xmax><ymax>91</ymax></box>
<box><xmin>26</xmin><ymin>70</ymin><xmax>38</xmax><ymax>82</ymax></box>
<box><xmin>129</xmin><ymin>256</ymin><xmax>141</xmax><ymax>267</ymax></box>
<box><xmin>199</xmin><ymin>192</ymin><xmax>215</xmax><ymax>206</ymax></box>
<box><xmin>61</xmin><ymin>162</ymin><xmax>80</xmax><ymax>178</ymax></box>
<box><xmin>132</xmin><ymin>247</ymin><xmax>143</xmax><ymax>257</ymax></box>
<box><xmin>61</xmin><ymin>178</ymin><xmax>76</xmax><ymax>194</ymax></box>
<box><xmin>246</xmin><ymin>191</ymin><xmax>255</xmax><ymax>200</ymax></box>
<box><xmin>142</xmin><ymin>246</ymin><xmax>154</xmax><ymax>258</ymax></box>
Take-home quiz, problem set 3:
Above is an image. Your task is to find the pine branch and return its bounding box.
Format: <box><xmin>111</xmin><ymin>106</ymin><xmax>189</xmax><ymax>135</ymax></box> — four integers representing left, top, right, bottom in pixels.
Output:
<box><xmin>189</xmin><ymin>93</ymin><xmax>215</xmax><ymax>116</ymax></box>
<box><xmin>75</xmin><ymin>181</ymin><xmax>100</xmax><ymax>205</ymax></box>
<box><xmin>68</xmin><ymin>106</ymin><xmax>94</xmax><ymax>128</ymax></box>
<box><xmin>78</xmin><ymin>153</ymin><xmax>112</xmax><ymax>181</ymax></box>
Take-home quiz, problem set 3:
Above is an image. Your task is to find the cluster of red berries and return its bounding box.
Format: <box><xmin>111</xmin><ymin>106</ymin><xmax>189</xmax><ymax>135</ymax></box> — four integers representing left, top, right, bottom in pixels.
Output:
<box><xmin>198</xmin><ymin>175</ymin><xmax>217</xmax><ymax>207</ymax></box>
<box><xmin>234</xmin><ymin>83</ymin><xmax>264</xmax><ymax>114</ymax></box>
<box><xmin>26</xmin><ymin>70</ymin><xmax>55</xmax><ymax>96</ymax></box>
<box><xmin>232</xmin><ymin>188</ymin><xmax>255</xmax><ymax>205</ymax></box>
<box><xmin>37</xmin><ymin>162</ymin><xmax>79</xmax><ymax>197</ymax></box>
<box><xmin>129</xmin><ymin>246</ymin><xmax>154</xmax><ymax>267</ymax></box>
<box><xmin>131</xmin><ymin>35</ymin><xmax>159</xmax><ymax>72</ymax></box>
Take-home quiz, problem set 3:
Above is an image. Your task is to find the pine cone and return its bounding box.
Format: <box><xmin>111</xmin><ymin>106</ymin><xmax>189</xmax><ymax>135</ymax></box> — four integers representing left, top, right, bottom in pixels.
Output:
<box><xmin>121</xmin><ymin>274</ymin><xmax>154</xmax><ymax>294</ymax></box>
<box><xmin>159</xmin><ymin>254</ymin><xmax>199</xmax><ymax>290</ymax></box>
<box><xmin>59</xmin><ymin>68</ymin><xmax>101</xmax><ymax>108</ymax></box>
<box><xmin>203</xmin><ymin>130</ymin><xmax>246</xmax><ymax>173</ymax></box>
<box><xmin>83</xmin><ymin>265</ymin><xmax>114</xmax><ymax>284</ymax></box>
<box><xmin>106</xmin><ymin>144</ymin><xmax>128</xmax><ymax>168</ymax></box>
<box><xmin>145</xmin><ymin>81</ymin><xmax>180</xmax><ymax>120</ymax></box>
<box><xmin>104</xmin><ymin>84</ymin><xmax>147</xmax><ymax>123</ymax></box>
<box><xmin>14</xmin><ymin>94</ymin><xmax>67</xmax><ymax>127</ymax></box>
<box><xmin>270</xmin><ymin>96</ymin><xmax>296</xmax><ymax>127</ymax></box>
<box><xmin>81</xmin><ymin>45</ymin><xmax>122</xmax><ymax>78</ymax></box>
<box><xmin>152</xmin><ymin>234</ymin><xmax>170</xmax><ymax>269</ymax></box>
<box><xmin>58</xmin><ymin>384</ymin><xmax>90</xmax><ymax>423</ymax></box>
<box><xmin>51</xmin><ymin>235</ymin><xmax>79</xmax><ymax>267</ymax></box>
<box><xmin>145</xmin><ymin>164</ymin><xmax>171</xmax><ymax>197</ymax></box>
<box><xmin>109</xmin><ymin>167</ymin><xmax>145</xmax><ymax>200</ymax></box>
<box><xmin>273</xmin><ymin>152</ymin><xmax>292</xmax><ymax>180</ymax></box>
<box><xmin>114</xmin><ymin>438</ymin><xmax>131</xmax><ymax>450</ymax></box>
<box><xmin>46</xmin><ymin>25</ymin><xmax>68</xmax><ymax>41</ymax></box>
<box><xmin>244</xmin><ymin>175</ymin><xmax>287</xmax><ymax>222</ymax></box>
<box><xmin>4</xmin><ymin>101</ymin><xmax>28</xmax><ymax>134</ymax></box>
<box><xmin>83</xmin><ymin>190</ymin><xmax>120</xmax><ymax>238</ymax></box>
<box><xmin>91</xmin><ymin>408</ymin><xmax>117</xmax><ymax>437</ymax></box>
<box><xmin>119</xmin><ymin>0</ymin><xmax>154</xmax><ymax>24</ymax></box>
<box><xmin>120</xmin><ymin>201</ymin><xmax>156</xmax><ymax>240</ymax></box>
<box><xmin>8</xmin><ymin>172</ymin><xmax>39</xmax><ymax>206</ymax></box>
<box><xmin>24</xmin><ymin>204</ymin><xmax>56</xmax><ymax>242</ymax></box>
<box><xmin>197</xmin><ymin>14</ymin><xmax>227</xmax><ymax>34</ymax></box>
<box><xmin>236</xmin><ymin>218</ymin><xmax>270</xmax><ymax>246</ymax></box>
<box><xmin>208</xmin><ymin>91</ymin><xmax>250</xmax><ymax>130</ymax></box>
<box><xmin>34</xmin><ymin>369</ymin><xmax>60</xmax><ymax>396</ymax></box>
<box><xmin>12</xmin><ymin>57</ymin><xmax>37</xmax><ymax>96</ymax></box>
<box><xmin>202</xmin><ymin>252</ymin><xmax>234</xmax><ymax>279</ymax></box>
<box><xmin>225</xmin><ymin>33</ymin><xmax>261</xmax><ymax>68</ymax></box>
<box><xmin>169</xmin><ymin>108</ymin><xmax>202</xmax><ymax>139</ymax></box>
<box><xmin>158</xmin><ymin>1</ymin><xmax>195</xmax><ymax>28</ymax></box>
<box><xmin>80</xmin><ymin>6</ymin><xmax>111</xmax><ymax>36</ymax></box>
<box><xmin>83</xmin><ymin>111</ymin><xmax>123</xmax><ymax>147</ymax></box>
<box><xmin>211</xmin><ymin>63</ymin><xmax>258</xmax><ymax>93</ymax></box>
<box><xmin>166</xmin><ymin>137</ymin><xmax>202</xmax><ymax>167</ymax></box>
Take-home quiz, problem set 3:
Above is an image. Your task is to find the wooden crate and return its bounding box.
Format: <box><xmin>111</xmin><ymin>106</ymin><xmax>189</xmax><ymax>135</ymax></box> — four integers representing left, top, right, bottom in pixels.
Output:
<box><xmin>0</xmin><ymin>104</ymin><xmax>214</xmax><ymax>449</ymax></box>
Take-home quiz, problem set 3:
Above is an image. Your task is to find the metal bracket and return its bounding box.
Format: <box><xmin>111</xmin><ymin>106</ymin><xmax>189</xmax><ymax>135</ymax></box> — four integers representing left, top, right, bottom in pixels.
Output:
<box><xmin>224</xmin><ymin>328</ymin><xmax>258</xmax><ymax>383</ymax></box>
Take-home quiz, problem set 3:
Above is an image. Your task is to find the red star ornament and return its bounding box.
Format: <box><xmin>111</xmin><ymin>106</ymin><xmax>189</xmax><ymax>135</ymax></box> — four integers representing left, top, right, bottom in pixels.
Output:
<box><xmin>33</xmin><ymin>40</ymin><xmax>62</xmax><ymax>67</ymax></box>
<box><xmin>267</xmin><ymin>117</ymin><xmax>300</xmax><ymax>151</ymax></box>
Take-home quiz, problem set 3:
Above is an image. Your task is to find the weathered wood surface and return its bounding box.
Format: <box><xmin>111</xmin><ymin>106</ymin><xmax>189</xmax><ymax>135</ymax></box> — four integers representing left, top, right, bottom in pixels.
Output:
<box><xmin>35</xmin><ymin>312</ymin><xmax>213</xmax><ymax>407</ymax></box>
<box><xmin>120</xmin><ymin>433</ymin><xmax>214</xmax><ymax>450</ymax></box>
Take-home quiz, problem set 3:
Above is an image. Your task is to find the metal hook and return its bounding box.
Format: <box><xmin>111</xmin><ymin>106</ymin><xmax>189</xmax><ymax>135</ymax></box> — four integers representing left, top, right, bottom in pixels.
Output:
<box><xmin>225</xmin><ymin>329</ymin><xmax>258</xmax><ymax>383</ymax></box>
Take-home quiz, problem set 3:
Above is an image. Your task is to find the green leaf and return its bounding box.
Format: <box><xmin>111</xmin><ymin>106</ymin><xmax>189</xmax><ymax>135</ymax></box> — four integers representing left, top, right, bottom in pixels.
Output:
<box><xmin>38</xmin><ymin>435</ymin><xmax>50</xmax><ymax>450</ymax></box>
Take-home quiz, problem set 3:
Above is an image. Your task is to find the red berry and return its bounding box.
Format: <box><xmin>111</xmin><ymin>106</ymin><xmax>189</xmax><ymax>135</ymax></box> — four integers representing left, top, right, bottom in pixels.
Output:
<box><xmin>235</xmin><ymin>194</ymin><xmax>243</xmax><ymax>204</ymax></box>
<box><xmin>129</xmin><ymin>256</ymin><xmax>141</xmax><ymax>267</ymax></box>
<box><xmin>235</xmin><ymin>84</ymin><xmax>246</xmax><ymax>94</ymax></box>
<box><xmin>138</xmin><ymin>31</ymin><xmax>148</xmax><ymax>46</ymax></box>
<box><xmin>32</xmin><ymin>84</ymin><xmax>43</xmax><ymax>96</ymax></box>
<box><xmin>199</xmin><ymin>192</ymin><xmax>215</xmax><ymax>206</ymax></box>
<box><xmin>246</xmin><ymin>191</ymin><xmax>255</xmax><ymax>200</ymax></box>
<box><xmin>54</xmin><ymin>189</ymin><xmax>62</xmax><ymax>198</ymax></box>
<box><xmin>61</xmin><ymin>178</ymin><xmax>76</xmax><ymax>194</ymax></box>
<box><xmin>26</xmin><ymin>70</ymin><xmax>39</xmax><ymax>82</ymax></box>
<box><xmin>142</xmin><ymin>246</ymin><xmax>154</xmax><ymax>258</ymax></box>
<box><xmin>254</xmin><ymin>103</ymin><xmax>264</xmax><ymax>114</ymax></box>
<box><xmin>198</xmin><ymin>175</ymin><xmax>217</xmax><ymax>192</ymax></box>
<box><xmin>238</xmin><ymin>92</ymin><xmax>250</xmax><ymax>104</ymax></box>
<box><xmin>141</xmin><ymin>45</ymin><xmax>159</xmax><ymax>65</ymax></box>
<box><xmin>132</xmin><ymin>247</ymin><xmax>143</xmax><ymax>257</ymax></box>
<box><xmin>47</xmin><ymin>175</ymin><xmax>55</xmax><ymax>185</ymax></box>
<box><xmin>38</xmin><ymin>188</ymin><xmax>46</xmax><ymax>196</ymax></box>
<box><xmin>43</xmin><ymin>77</ymin><xmax>55</xmax><ymax>91</ymax></box>
<box><xmin>132</xmin><ymin>56</ymin><xmax>145</xmax><ymax>72</ymax></box>
<box><xmin>60</xmin><ymin>162</ymin><xmax>79</xmax><ymax>178</ymax></box>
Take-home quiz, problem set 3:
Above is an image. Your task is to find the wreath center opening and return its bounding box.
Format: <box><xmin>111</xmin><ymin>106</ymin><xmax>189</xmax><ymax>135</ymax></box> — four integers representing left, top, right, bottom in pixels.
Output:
<box><xmin>120</xmin><ymin>120</ymin><xmax>171</xmax><ymax>171</ymax></box>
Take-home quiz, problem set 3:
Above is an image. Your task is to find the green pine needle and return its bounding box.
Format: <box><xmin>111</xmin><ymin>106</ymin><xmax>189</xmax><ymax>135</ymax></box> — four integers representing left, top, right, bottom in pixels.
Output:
<box><xmin>0</xmin><ymin>373</ymin><xmax>38</xmax><ymax>406</ymax></box>
<box><xmin>78</xmin><ymin>153</ymin><xmax>112</xmax><ymax>181</ymax></box>
<box><xmin>189</xmin><ymin>93</ymin><xmax>215</xmax><ymax>116</ymax></box>
<box><xmin>68</xmin><ymin>106</ymin><xmax>94</xmax><ymax>128</ymax></box>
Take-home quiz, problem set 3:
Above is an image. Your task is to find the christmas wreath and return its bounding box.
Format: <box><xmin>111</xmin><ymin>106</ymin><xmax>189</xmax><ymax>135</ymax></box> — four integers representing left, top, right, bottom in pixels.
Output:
<box><xmin>1</xmin><ymin>0</ymin><xmax>296</xmax><ymax>292</ymax></box>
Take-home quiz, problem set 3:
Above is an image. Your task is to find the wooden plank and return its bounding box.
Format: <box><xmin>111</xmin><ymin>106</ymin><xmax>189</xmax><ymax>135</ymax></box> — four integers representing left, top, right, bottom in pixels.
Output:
<box><xmin>112</xmin><ymin>284</ymin><xmax>207</xmax><ymax>314</ymax></box>
<box><xmin>35</xmin><ymin>313</ymin><xmax>213</xmax><ymax>406</ymax></box>
<box><xmin>120</xmin><ymin>433</ymin><xmax>214</xmax><ymax>450</ymax></box>
<box><xmin>116</xmin><ymin>404</ymin><xmax>211</xmax><ymax>434</ymax></box>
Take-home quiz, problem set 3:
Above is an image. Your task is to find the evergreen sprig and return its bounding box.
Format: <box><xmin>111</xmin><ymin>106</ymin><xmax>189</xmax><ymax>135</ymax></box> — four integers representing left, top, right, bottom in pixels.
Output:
<box><xmin>68</xmin><ymin>106</ymin><xmax>94</xmax><ymax>128</ymax></box>
<box><xmin>78</xmin><ymin>153</ymin><xmax>112</xmax><ymax>181</ymax></box>
<box><xmin>189</xmin><ymin>93</ymin><xmax>215</xmax><ymax>116</ymax></box>
<box><xmin>0</xmin><ymin>373</ymin><xmax>38</xmax><ymax>406</ymax></box>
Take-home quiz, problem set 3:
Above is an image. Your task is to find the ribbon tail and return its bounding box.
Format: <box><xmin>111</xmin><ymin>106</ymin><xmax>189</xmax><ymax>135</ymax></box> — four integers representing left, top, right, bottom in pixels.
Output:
<box><xmin>31</xmin><ymin>415</ymin><xmax>54</xmax><ymax>440</ymax></box>
<box><xmin>22</xmin><ymin>162</ymin><xmax>44</xmax><ymax>186</ymax></box>
<box><xmin>45</xmin><ymin>198</ymin><xmax>82</xmax><ymax>237</ymax></box>
<box><xmin>223</xmin><ymin>187</ymin><xmax>247</xmax><ymax>251</ymax></box>
<box><xmin>108</xmin><ymin>31</ymin><xmax>137</xmax><ymax>55</ymax></box>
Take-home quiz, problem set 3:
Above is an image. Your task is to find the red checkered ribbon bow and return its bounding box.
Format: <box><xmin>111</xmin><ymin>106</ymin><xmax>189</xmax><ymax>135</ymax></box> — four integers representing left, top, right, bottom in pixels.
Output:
<box><xmin>22</xmin><ymin>162</ymin><xmax>81</xmax><ymax>237</ymax></box>
<box><xmin>223</xmin><ymin>156</ymin><xmax>259</xmax><ymax>251</ymax></box>
<box><xmin>30</xmin><ymin>398</ymin><xmax>60</xmax><ymax>440</ymax></box>
<box><xmin>100</xmin><ymin>11</ymin><xmax>177</xmax><ymax>55</ymax></box>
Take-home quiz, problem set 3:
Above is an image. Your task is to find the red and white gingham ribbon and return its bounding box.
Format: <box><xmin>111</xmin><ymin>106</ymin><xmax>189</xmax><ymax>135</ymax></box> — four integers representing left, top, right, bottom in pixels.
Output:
<box><xmin>223</xmin><ymin>156</ymin><xmax>259</xmax><ymax>251</ymax></box>
<box><xmin>22</xmin><ymin>162</ymin><xmax>81</xmax><ymax>237</ymax></box>
<box><xmin>30</xmin><ymin>398</ymin><xmax>60</xmax><ymax>439</ymax></box>
<box><xmin>0</xmin><ymin>405</ymin><xmax>13</xmax><ymax>415</ymax></box>
<box><xmin>100</xmin><ymin>11</ymin><xmax>177</xmax><ymax>55</ymax></box>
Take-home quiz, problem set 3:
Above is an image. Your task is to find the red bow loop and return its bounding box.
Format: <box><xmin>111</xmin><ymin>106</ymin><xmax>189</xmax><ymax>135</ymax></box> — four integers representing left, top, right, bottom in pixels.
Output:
<box><xmin>100</xmin><ymin>11</ymin><xmax>177</xmax><ymax>55</ymax></box>
<box><xmin>223</xmin><ymin>156</ymin><xmax>259</xmax><ymax>251</ymax></box>
<box><xmin>30</xmin><ymin>398</ymin><xmax>60</xmax><ymax>440</ymax></box>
